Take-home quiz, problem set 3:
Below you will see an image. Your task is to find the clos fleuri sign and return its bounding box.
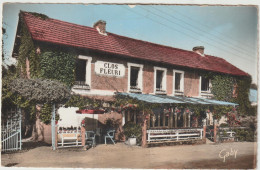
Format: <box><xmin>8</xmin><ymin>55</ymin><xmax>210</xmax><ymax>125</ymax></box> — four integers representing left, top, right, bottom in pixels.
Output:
<box><xmin>95</xmin><ymin>61</ymin><xmax>125</xmax><ymax>77</ymax></box>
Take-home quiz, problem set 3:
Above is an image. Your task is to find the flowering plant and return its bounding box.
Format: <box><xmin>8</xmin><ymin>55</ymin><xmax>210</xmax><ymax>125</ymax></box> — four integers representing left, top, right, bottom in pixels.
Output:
<box><xmin>81</xmin><ymin>119</ymin><xmax>85</xmax><ymax>127</ymax></box>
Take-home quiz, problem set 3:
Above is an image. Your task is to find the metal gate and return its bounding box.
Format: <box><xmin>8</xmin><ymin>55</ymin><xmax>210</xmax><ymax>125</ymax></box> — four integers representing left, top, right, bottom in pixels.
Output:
<box><xmin>1</xmin><ymin>108</ymin><xmax>22</xmax><ymax>152</ymax></box>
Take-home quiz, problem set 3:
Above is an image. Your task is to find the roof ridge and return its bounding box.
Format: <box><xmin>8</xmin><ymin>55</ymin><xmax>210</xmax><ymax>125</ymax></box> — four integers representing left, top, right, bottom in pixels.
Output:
<box><xmin>23</xmin><ymin>11</ymin><xmax>97</xmax><ymax>31</ymax></box>
<box><xmin>23</xmin><ymin>11</ymin><xmax>212</xmax><ymax>59</ymax></box>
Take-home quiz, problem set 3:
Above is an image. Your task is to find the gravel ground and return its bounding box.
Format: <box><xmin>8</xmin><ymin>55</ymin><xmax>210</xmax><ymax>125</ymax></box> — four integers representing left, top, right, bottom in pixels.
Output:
<box><xmin>1</xmin><ymin>141</ymin><xmax>257</xmax><ymax>169</ymax></box>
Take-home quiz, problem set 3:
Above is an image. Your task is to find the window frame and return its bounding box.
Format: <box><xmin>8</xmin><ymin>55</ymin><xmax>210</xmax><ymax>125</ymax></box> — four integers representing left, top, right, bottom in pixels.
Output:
<box><xmin>74</xmin><ymin>55</ymin><xmax>92</xmax><ymax>89</ymax></box>
<box><xmin>199</xmin><ymin>76</ymin><xmax>212</xmax><ymax>98</ymax></box>
<box><xmin>127</xmin><ymin>62</ymin><xmax>143</xmax><ymax>93</ymax></box>
<box><xmin>173</xmin><ymin>69</ymin><xmax>185</xmax><ymax>96</ymax></box>
<box><xmin>154</xmin><ymin>66</ymin><xmax>167</xmax><ymax>94</ymax></box>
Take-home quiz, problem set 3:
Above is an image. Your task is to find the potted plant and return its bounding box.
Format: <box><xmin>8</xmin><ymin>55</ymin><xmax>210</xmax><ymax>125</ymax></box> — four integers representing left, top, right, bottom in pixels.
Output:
<box><xmin>123</xmin><ymin>122</ymin><xmax>142</xmax><ymax>145</ymax></box>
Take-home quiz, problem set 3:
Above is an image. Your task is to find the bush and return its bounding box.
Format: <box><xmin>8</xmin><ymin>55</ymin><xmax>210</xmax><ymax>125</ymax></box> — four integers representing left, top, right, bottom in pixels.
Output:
<box><xmin>219</xmin><ymin>123</ymin><xmax>229</xmax><ymax>127</ymax></box>
<box><xmin>10</xmin><ymin>78</ymin><xmax>71</xmax><ymax>104</ymax></box>
<box><xmin>123</xmin><ymin>121</ymin><xmax>142</xmax><ymax>144</ymax></box>
<box><xmin>104</xmin><ymin>118</ymin><xmax>120</xmax><ymax>130</ymax></box>
<box><xmin>234</xmin><ymin>128</ymin><xmax>255</xmax><ymax>142</ymax></box>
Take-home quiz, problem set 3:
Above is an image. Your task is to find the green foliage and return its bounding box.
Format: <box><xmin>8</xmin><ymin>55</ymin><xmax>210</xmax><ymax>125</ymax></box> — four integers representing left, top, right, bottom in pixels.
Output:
<box><xmin>187</xmin><ymin>104</ymin><xmax>208</xmax><ymax>118</ymax></box>
<box><xmin>17</xmin><ymin>19</ymin><xmax>76</xmax><ymax>85</ymax></box>
<box><xmin>2</xmin><ymin>66</ymin><xmax>18</xmax><ymax>110</ymax></box>
<box><xmin>212</xmin><ymin>105</ymin><xmax>233</xmax><ymax>120</ymax></box>
<box><xmin>10</xmin><ymin>78</ymin><xmax>71</xmax><ymax>104</ymax></box>
<box><xmin>104</xmin><ymin>118</ymin><xmax>121</xmax><ymax>130</ymax></box>
<box><xmin>211</xmin><ymin>75</ymin><xmax>235</xmax><ymax>102</ymax></box>
<box><xmin>39</xmin><ymin>51</ymin><xmax>76</xmax><ymax>87</ymax></box>
<box><xmin>29</xmin><ymin>12</ymin><xmax>49</xmax><ymax>20</ymax></box>
<box><xmin>234</xmin><ymin>128</ymin><xmax>255</xmax><ymax>142</ymax></box>
<box><xmin>201</xmin><ymin>71</ymin><xmax>252</xmax><ymax>116</ymax></box>
<box><xmin>64</xmin><ymin>95</ymin><xmax>104</xmax><ymax>110</ymax></box>
<box><xmin>18</xmin><ymin>21</ymin><xmax>39</xmax><ymax>78</ymax></box>
<box><xmin>234</xmin><ymin>77</ymin><xmax>252</xmax><ymax>115</ymax></box>
<box><xmin>39</xmin><ymin>103</ymin><xmax>59</xmax><ymax>124</ymax></box>
<box><xmin>123</xmin><ymin>121</ymin><xmax>142</xmax><ymax>143</ymax></box>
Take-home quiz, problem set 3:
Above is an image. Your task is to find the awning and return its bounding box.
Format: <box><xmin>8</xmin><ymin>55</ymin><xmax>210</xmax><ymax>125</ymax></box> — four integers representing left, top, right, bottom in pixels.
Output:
<box><xmin>76</xmin><ymin>109</ymin><xmax>105</xmax><ymax>114</ymax></box>
<box><xmin>117</xmin><ymin>93</ymin><xmax>238</xmax><ymax>106</ymax></box>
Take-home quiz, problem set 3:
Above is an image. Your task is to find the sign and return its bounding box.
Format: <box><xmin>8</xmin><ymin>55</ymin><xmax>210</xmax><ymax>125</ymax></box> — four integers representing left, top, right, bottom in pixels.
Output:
<box><xmin>95</xmin><ymin>61</ymin><xmax>125</xmax><ymax>77</ymax></box>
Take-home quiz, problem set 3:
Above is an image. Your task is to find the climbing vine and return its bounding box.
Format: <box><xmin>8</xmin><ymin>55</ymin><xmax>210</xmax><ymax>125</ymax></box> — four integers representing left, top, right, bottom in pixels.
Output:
<box><xmin>39</xmin><ymin>51</ymin><xmax>77</xmax><ymax>87</ymax></box>
<box><xmin>18</xmin><ymin>20</ymin><xmax>39</xmax><ymax>78</ymax></box>
<box><xmin>64</xmin><ymin>95</ymin><xmax>96</xmax><ymax>110</ymax></box>
<box><xmin>15</xmin><ymin>13</ymin><xmax>78</xmax><ymax>123</ymax></box>
<box><xmin>211</xmin><ymin>74</ymin><xmax>235</xmax><ymax>102</ymax></box>
<box><xmin>39</xmin><ymin>103</ymin><xmax>59</xmax><ymax>124</ymax></box>
<box><xmin>200</xmin><ymin>71</ymin><xmax>252</xmax><ymax>116</ymax></box>
<box><xmin>234</xmin><ymin>76</ymin><xmax>252</xmax><ymax>115</ymax></box>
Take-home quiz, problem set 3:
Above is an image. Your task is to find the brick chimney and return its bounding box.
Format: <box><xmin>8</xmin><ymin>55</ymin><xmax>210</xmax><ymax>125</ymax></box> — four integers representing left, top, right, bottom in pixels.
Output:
<box><xmin>93</xmin><ymin>20</ymin><xmax>107</xmax><ymax>35</ymax></box>
<box><xmin>192</xmin><ymin>46</ymin><xmax>205</xmax><ymax>56</ymax></box>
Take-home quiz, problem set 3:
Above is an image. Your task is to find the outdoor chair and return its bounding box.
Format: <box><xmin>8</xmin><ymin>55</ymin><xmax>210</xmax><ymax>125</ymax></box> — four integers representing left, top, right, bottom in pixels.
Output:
<box><xmin>104</xmin><ymin>130</ymin><xmax>115</xmax><ymax>145</ymax></box>
<box><xmin>85</xmin><ymin>131</ymin><xmax>96</xmax><ymax>148</ymax></box>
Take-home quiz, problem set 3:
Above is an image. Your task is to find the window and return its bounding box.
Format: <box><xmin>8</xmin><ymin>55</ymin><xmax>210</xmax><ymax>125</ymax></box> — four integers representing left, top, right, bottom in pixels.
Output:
<box><xmin>156</xmin><ymin>70</ymin><xmax>164</xmax><ymax>89</ymax></box>
<box><xmin>75</xmin><ymin>59</ymin><xmax>86</xmax><ymax>82</ymax></box>
<box><xmin>173</xmin><ymin>70</ymin><xmax>184</xmax><ymax>95</ymax></box>
<box><xmin>154</xmin><ymin>67</ymin><xmax>167</xmax><ymax>94</ymax></box>
<box><xmin>201</xmin><ymin>76</ymin><xmax>210</xmax><ymax>92</ymax></box>
<box><xmin>128</xmin><ymin>63</ymin><xmax>143</xmax><ymax>93</ymax></box>
<box><xmin>74</xmin><ymin>55</ymin><xmax>92</xmax><ymax>90</ymax></box>
<box><xmin>199</xmin><ymin>76</ymin><xmax>212</xmax><ymax>98</ymax></box>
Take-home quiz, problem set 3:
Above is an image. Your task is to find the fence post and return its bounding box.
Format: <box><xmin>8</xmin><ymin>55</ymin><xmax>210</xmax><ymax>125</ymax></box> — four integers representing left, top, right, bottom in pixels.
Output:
<box><xmin>141</xmin><ymin>110</ymin><xmax>147</xmax><ymax>148</ymax></box>
<box><xmin>55</xmin><ymin>124</ymin><xmax>58</xmax><ymax>148</ymax></box>
<box><xmin>51</xmin><ymin>104</ymin><xmax>56</xmax><ymax>150</ymax></box>
<box><xmin>81</xmin><ymin>126</ymin><xmax>86</xmax><ymax>146</ymax></box>
<box><xmin>214</xmin><ymin>119</ymin><xmax>218</xmax><ymax>142</ymax></box>
<box><xmin>203</xmin><ymin>119</ymin><xmax>207</xmax><ymax>141</ymax></box>
<box><xmin>18</xmin><ymin>107</ymin><xmax>22</xmax><ymax>150</ymax></box>
<box><xmin>147</xmin><ymin>130</ymin><xmax>150</xmax><ymax>143</ymax></box>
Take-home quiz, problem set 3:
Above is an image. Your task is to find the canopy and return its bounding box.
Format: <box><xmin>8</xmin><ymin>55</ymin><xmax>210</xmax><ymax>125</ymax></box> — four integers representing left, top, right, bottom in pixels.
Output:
<box><xmin>118</xmin><ymin>93</ymin><xmax>238</xmax><ymax>106</ymax></box>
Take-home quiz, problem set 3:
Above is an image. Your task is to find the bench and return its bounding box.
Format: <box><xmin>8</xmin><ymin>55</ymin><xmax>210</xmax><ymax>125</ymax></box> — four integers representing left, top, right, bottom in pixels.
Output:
<box><xmin>57</xmin><ymin>129</ymin><xmax>82</xmax><ymax>148</ymax></box>
<box><xmin>147</xmin><ymin>128</ymin><xmax>203</xmax><ymax>144</ymax></box>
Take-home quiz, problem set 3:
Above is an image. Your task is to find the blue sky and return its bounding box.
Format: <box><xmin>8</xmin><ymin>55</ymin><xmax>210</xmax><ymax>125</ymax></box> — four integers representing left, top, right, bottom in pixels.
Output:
<box><xmin>2</xmin><ymin>4</ymin><xmax>258</xmax><ymax>83</ymax></box>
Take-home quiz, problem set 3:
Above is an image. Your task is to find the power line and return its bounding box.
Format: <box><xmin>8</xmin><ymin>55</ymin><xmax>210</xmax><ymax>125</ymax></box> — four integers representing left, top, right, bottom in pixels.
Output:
<box><xmin>150</xmin><ymin>6</ymin><xmax>255</xmax><ymax>56</ymax></box>
<box><xmin>139</xmin><ymin>6</ymin><xmax>254</xmax><ymax>62</ymax></box>
<box><xmin>122</xmin><ymin>6</ymin><xmax>254</xmax><ymax>63</ymax></box>
<box><xmin>166</xmin><ymin>6</ymin><xmax>255</xmax><ymax>51</ymax></box>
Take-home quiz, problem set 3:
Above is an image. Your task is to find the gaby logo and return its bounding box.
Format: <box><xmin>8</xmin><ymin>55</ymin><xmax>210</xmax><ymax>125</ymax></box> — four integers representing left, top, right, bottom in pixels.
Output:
<box><xmin>219</xmin><ymin>148</ymin><xmax>238</xmax><ymax>162</ymax></box>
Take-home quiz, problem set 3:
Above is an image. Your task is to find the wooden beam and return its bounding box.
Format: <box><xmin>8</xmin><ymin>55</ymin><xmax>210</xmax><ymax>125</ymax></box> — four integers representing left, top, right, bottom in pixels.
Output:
<box><xmin>175</xmin><ymin>113</ymin><xmax>177</xmax><ymax>128</ymax></box>
<box><xmin>141</xmin><ymin>110</ymin><xmax>147</xmax><ymax>148</ymax></box>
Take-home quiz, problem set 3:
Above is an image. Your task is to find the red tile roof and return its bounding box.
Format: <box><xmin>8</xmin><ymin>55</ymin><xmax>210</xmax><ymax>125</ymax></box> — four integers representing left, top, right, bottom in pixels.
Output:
<box><xmin>22</xmin><ymin>12</ymin><xmax>249</xmax><ymax>76</ymax></box>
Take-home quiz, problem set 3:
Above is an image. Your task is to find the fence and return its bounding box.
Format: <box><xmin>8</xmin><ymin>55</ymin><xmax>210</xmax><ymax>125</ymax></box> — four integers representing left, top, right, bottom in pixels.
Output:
<box><xmin>147</xmin><ymin>128</ymin><xmax>203</xmax><ymax>144</ymax></box>
<box><xmin>1</xmin><ymin>108</ymin><xmax>22</xmax><ymax>152</ymax></box>
<box><xmin>218</xmin><ymin>127</ymin><xmax>249</xmax><ymax>142</ymax></box>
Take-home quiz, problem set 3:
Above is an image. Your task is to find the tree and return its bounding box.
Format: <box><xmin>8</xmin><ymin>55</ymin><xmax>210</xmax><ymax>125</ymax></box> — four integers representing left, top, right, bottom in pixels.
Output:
<box><xmin>10</xmin><ymin>78</ymin><xmax>71</xmax><ymax>104</ymax></box>
<box><xmin>10</xmin><ymin>78</ymin><xmax>71</xmax><ymax>141</ymax></box>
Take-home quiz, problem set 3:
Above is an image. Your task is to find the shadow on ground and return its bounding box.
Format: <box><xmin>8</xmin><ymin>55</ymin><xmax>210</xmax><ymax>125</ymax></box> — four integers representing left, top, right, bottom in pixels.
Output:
<box><xmin>1</xmin><ymin>141</ymin><xmax>51</xmax><ymax>155</ymax></box>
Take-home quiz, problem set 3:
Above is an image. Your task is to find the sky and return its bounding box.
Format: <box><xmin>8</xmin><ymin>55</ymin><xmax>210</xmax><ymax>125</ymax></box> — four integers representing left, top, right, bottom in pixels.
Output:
<box><xmin>2</xmin><ymin>3</ymin><xmax>258</xmax><ymax>83</ymax></box>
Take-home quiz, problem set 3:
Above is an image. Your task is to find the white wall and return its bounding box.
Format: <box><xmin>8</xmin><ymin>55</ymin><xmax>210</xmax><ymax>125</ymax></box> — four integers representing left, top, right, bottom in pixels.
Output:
<box><xmin>57</xmin><ymin>107</ymin><xmax>98</xmax><ymax>128</ymax></box>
